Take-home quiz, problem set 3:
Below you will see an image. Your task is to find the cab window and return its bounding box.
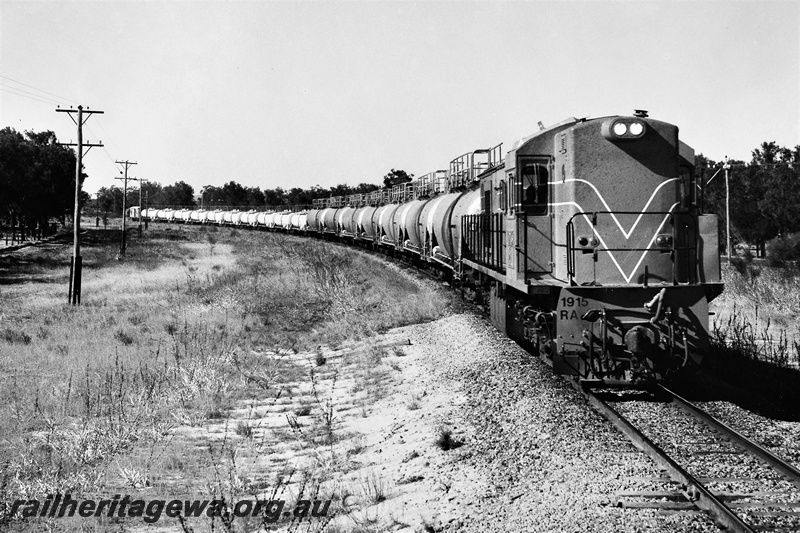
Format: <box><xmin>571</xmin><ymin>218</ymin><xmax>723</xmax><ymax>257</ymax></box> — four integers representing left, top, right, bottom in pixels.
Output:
<box><xmin>520</xmin><ymin>158</ymin><xmax>549</xmax><ymax>215</ymax></box>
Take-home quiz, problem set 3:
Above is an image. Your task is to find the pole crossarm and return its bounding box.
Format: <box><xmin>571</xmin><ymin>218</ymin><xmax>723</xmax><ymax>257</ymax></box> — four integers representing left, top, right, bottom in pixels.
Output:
<box><xmin>58</xmin><ymin>141</ymin><xmax>103</xmax><ymax>157</ymax></box>
<box><xmin>56</xmin><ymin>107</ymin><xmax>104</xmax><ymax>127</ymax></box>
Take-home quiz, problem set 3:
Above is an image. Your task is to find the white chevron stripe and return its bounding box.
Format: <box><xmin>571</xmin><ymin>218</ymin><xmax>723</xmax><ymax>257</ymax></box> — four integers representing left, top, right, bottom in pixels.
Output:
<box><xmin>548</xmin><ymin>178</ymin><xmax>679</xmax><ymax>239</ymax></box>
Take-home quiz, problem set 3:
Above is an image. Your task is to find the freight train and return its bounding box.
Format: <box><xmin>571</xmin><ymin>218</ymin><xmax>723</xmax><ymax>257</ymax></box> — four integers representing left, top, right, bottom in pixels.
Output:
<box><xmin>133</xmin><ymin>111</ymin><xmax>723</xmax><ymax>383</ymax></box>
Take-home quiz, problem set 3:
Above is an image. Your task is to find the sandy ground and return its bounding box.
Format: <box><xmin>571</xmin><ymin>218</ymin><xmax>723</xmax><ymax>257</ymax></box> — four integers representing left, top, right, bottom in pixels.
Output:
<box><xmin>138</xmin><ymin>311</ymin><xmax>726</xmax><ymax>533</ymax></box>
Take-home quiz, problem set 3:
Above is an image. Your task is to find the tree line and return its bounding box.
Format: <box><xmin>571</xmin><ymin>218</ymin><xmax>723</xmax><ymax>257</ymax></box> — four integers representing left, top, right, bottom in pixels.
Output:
<box><xmin>1</xmin><ymin>127</ymin><xmax>414</xmax><ymax>228</ymax></box>
<box><xmin>94</xmin><ymin>170</ymin><xmax>412</xmax><ymax>215</ymax></box>
<box><xmin>700</xmin><ymin>142</ymin><xmax>800</xmax><ymax>259</ymax></box>
<box><xmin>0</xmin><ymin>127</ymin><xmax>82</xmax><ymax>234</ymax></box>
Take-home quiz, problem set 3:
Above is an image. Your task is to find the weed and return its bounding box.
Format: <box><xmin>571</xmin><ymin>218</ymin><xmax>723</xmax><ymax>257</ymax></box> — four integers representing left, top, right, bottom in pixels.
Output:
<box><xmin>2</xmin><ymin>328</ymin><xmax>31</xmax><ymax>344</ymax></box>
<box><xmin>419</xmin><ymin>516</ymin><xmax>439</xmax><ymax>533</ymax></box>
<box><xmin>396</xmin><ymin>474</ymin><xmax>424</xmax><ymax>485</ymax></box>
<box><xmin>236</xmin><ymin>421</ymin><xmax>254</xmax><ymax>438</ymax></box>
<box><xmin>295</xmin><ymin>405</ymin><xmax>313</xmax><ymax>417</ymax></box>
<box><xmin>346</xmin><ymin>436</ymin><xmax>367</xmax><ymax>457</ymax></box>
<box><xmin>360</xmin><ymin>469</ymin><xmax>388</xmax><ymax>505</ymax></box>
<box><xmin>401</xmin><ymin>450</ymin><xmax>419</xmax><ymax>463</ymax></box>
<box><xmin>406</xmin><ymin>392</ymin><xmax>422</xmax><ymax>410</ymax></box>
<box><xmin>434</xmin><ymin>428</ymin><xmax>463</xmax><ymax>451</ymax></box>
<box><xmin>114</xmin><ymin>329</ymin><xmax>135</xmax><ymax>345</ymax></box>
<box><xmin>367</xmin><ymin>345</ymin><xmax>387</xmax><ymax>364</ymax></box>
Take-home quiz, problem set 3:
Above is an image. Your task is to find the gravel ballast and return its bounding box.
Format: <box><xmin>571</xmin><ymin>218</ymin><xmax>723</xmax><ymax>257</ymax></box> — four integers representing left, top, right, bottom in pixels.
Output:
<box><xmin>388</xmin><ymin>312</ymin><xmax>721</xmax><ymax>532</ymax></box>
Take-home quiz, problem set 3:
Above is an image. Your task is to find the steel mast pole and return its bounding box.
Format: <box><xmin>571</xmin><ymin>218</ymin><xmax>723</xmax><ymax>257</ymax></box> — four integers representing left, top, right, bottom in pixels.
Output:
<box><xmin>724</xmin><ymin>157</ymin><xmax>731</xmax><ymax>259</ymax></box>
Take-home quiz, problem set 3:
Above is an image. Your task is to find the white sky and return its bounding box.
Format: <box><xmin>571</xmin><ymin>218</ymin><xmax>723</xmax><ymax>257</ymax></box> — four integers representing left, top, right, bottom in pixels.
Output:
<box><xmin>1</xmin><ymin>1</ymin><xmax>798</xmax><ymax>195</ymax></box>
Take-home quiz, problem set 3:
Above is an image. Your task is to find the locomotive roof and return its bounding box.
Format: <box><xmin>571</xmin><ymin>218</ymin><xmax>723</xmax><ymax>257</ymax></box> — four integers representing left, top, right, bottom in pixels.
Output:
<box><xmin>509</xmin><ymin>116</ymin><xmax>580</xmax><ymax>154</ymax></box>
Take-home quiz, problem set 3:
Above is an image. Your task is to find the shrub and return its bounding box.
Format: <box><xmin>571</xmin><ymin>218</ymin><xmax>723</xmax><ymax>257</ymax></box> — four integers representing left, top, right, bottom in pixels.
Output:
<box><xmin>114</xmin><ymin>330</ymin><xmax>135</xmax><ymax>346</ymax></box>
<box><xmin>235</xmin><ymin>421</ymin><xmax>254</xmax><ymax>438</ymax></box>
<box><xmin>434</xmin><ymin>427</ymin><xmax>463</xmax><ymax>451</ymax></box>
<box><xmin>767</xmin><ymin>233</ymin><xmax>800</xmax><ymax>267</ymax></box>
<box><xmin>295</xmin><ymin>405</ymin><xmax>312</xmax><ymax>416</ymax></box>
<box><xmin>360</xmin><ymin>470</ymin><xmax>388</xmax><ymax>504</ymax></box>
<box><xmin>1</xmin><ymin>328</ymin><xmax>31</xmax><ymax>345</ymax></box>
<box><xmin>730</xmin><ymin>247</ymin><xmax>758</xmax><ymax>277</ymax></box>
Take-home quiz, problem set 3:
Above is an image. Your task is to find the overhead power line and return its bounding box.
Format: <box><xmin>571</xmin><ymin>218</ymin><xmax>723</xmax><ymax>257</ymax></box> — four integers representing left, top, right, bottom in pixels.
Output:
<box><xmin>0</xmin><ymin>86</ymin><xmax>63</xmax><ymax>106</ymax></box>
<box><xmin>0</xmin><ymin>74</ymin><xmax>80</xmax><ymax>105</ymax></box>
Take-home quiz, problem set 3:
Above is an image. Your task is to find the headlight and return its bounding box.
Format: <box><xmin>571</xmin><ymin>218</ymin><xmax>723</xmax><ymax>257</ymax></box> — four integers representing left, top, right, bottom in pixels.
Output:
<box><xmin>602</xmin><ymin>118</ymin><xmax>647</xmax><ymax>140</ymax></box>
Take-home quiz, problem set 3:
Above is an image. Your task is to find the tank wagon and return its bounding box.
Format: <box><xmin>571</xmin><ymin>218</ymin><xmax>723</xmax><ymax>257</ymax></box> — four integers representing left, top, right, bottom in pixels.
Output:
<box><xmin>140</xmin><ymin>112</ymin><xmax>722</xmax><ymax>383</ymax></box>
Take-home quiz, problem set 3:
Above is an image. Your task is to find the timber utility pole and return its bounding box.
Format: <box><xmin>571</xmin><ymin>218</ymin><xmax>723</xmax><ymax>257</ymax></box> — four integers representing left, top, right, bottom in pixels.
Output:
<box><xmin>115</xmin><ymin>161</ymin><xmax>138</xmax><ymax>256</ymax></box>
<box><xmin>56</xmin><ymin>105</ymin><xmax>104</xmax><ymax>306</ymax></box>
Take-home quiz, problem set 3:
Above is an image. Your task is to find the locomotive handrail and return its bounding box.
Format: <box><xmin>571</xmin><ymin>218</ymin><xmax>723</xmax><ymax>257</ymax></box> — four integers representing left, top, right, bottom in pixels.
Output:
<box><xmin>566</xmin><ymin>220</ymin><xmax>575</xmax><ymax>284</ymax></box>
<box><xmin>565</xmin><ymin>210</ymin><xmax>701</xmax><ymax>286</ymax></box>
<box><xmin>461</xmin><ymin>212</ymin><xmax>505</xmax><ymax>274</ymax></box>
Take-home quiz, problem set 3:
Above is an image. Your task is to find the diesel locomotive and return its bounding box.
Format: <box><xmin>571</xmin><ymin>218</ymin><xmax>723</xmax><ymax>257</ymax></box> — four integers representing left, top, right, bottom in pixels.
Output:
<box><xmin>138</xmin><ymin>111</ymin><xmax>723</xmax><ymax>383</ymax></box>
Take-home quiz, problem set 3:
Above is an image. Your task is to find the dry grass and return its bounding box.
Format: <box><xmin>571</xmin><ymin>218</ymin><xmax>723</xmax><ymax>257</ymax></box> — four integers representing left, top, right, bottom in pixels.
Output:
<box><xmin>0</xmin><ymin>226</ymin><xmax>451</xmax><ymax>531</ymax></box>
<box><xmin>710</xmin><ymin>264</ymin><xmax>800</xmax><ymax>368</ymax></box>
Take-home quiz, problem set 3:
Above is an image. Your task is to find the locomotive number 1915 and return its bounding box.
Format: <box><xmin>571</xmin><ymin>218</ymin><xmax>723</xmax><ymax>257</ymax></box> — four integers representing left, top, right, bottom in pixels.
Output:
<box><xmin>559</xmin><ymin>296</ymin><xmax>588</xmax><ymax>320</ymax></box>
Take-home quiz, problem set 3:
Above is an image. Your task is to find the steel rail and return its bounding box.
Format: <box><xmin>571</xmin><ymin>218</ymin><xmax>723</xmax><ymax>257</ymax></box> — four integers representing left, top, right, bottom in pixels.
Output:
<box><xmin>582</xmin><ymin>384</ymin><xmax>756</xmax><ymax>533</ymax></box>
<box><xmin>658</xmin><ymin>384</ymin><xmax>800</xmax><ymax>491</ymax></box>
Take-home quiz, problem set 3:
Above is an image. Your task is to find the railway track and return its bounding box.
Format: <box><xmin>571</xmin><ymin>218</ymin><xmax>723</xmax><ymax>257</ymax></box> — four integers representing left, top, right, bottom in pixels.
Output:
<box><xmin>581</xmin><ymin>382</ymin><xmax>800</xmax><ymax>532</ymax></box>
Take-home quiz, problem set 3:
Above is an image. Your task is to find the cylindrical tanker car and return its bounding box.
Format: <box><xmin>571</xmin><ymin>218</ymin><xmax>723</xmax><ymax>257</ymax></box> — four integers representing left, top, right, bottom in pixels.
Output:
<box><xmin>137</xmin><ymin>112</ymin><xmax>722</xmax><ymax>383</ymax></box>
